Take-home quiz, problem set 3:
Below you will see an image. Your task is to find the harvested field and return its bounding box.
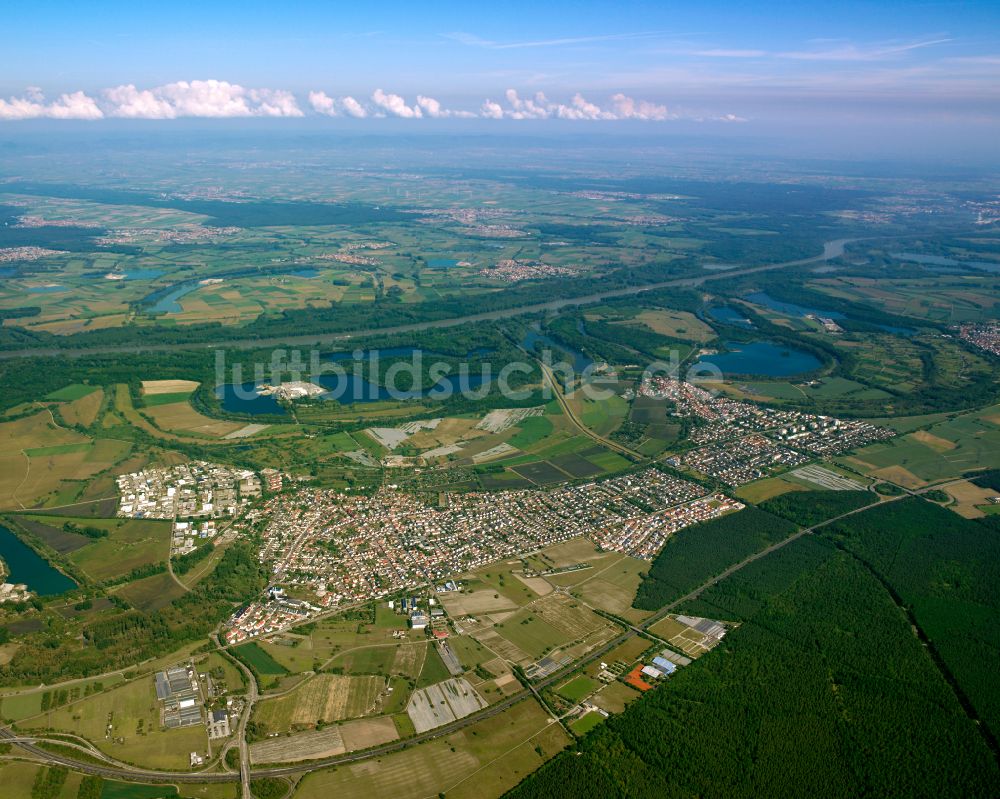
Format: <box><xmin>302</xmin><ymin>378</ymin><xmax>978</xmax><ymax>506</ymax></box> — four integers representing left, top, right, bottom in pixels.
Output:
<box><xmin>469</xmin><ymin>627</ymin><xmax>530</xmax><ymax>665</ymax></box>
<box><xmin>143</xmin><ymin>400</ymin><xmax>242</xmax><ymax>438</ymax></box>
<box><xmin>476</xmin><ymin>408</ymin><xmax>543</xmax><ymax>434</ymax></box>
<box><xmin>912</xmin><ymin>430</ymin><xmax>957</xmax><ymax>452</ymax></box>
<box><xmin>870</xmin><ymin>465</ymin><xmax>926</xmax><ymax>489</ymax></box>
<box><xmin>141</xmin><ymin>379</ymin><xmax>199</xmax><ymax>395</ymax></box>
<box><xmin>406</xmin><ymin>678</ymin><xmax>487</xmax><ymax>733</ymax></box>
<box><xmin>390</xmin><ymin>642</ymin><xmax>427</xmax><ymax>678</ymax></box>
<box><xmin>251</xmin><ymin>726</ymin><xmax>345</xmax><ymax>764</ymax></box>
<box><xmin>249</xmin><ymin>717</ymin><xmax>398</xmax><ymax>764</ymax></box>
<box><xmin>224</xmin><ymin>424</ymin><xmax>269</xmax><ymax>439</ymax></box>
<box><xmin>529</xmin><ymin>593</ymin><xmax>605</xmax><ymax>639</ymax></box>
<box><xmin>294</xmin><ymin>701</ymin><xmax>567</xmax><ymax>799</ymax></box>
<box><xmin>253</xmin><ymin>674</ymin><xmax>387</xmax><ymax>731</ymax></box>
<box><xmin>944</xmin><ymin>479</ymin><xmax>998</xmax><ymax>518</ymax></box>
<box><xmin>340</xmin><ymin>715</ymin><xmax>399</xmax><ymax>751</ymax></box>
<box><xmin>512</xmin><ymin>573</ymin><xmax>552</xmax><ymax>596</ymax></box>
<box><xmin>438</xmin><ymin>589</ymin><xmax>518</xmax><ymax>616</ymax></box>
<box><xmin>60</xmin><ymin>388</ymin><xmax>104</xmax><ymax>427</ymax></box>
<box><xmin>535</xmin><ymin>537</ymin><xmax>602</xmax><ymax>569</ymax></box>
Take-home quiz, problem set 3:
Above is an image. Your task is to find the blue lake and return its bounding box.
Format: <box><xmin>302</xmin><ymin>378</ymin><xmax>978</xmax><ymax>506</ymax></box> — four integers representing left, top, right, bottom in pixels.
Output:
<box><xmin>218</xmin><ymin>346</ymin><xmax>496</xmax><ymax>415</ymax></box>
<box><xmin>0</xmin><ymin>524</ymin><xmax>76</xmax><ymax>596</ymax></box>
<box><xmin>148</xmin><ymin>282</ymin><xmax>201</xmax><ymax>314</ymax></box>
<box><xmin>744</xmin><ymin>291</ymin><xmax>914</xmax><ymax>336</ymax></box>
<box><xmin>744</xmin><ymin>291</ymin><xmax>845</xmax><ymax>319</ymax></box>
<box><xmin>0</xmin><ymin>267</ymin><xmax>17</xmax><ymax>277</ymax></box>
<box><xmin>708</xmin><ymin>306</ymin><xmax>754</xmax><ymax>328</ymax></box>
<box><xmin>522</xmin><ymin>327</ymin><xmax>594</xmax><ymax>374</ymax></box>
<box><xmin>287</xmin><ymin>268</ymin><xmax>319</xmax><ymax>278</ymax></box>
<box><xmin>427</xmin><ymin>258</ymin><xmax>461</xmax><ymax>269</ymax></box>
<box><xmin>692</xmin><ymin>340</ymin><xmax>821</xmax><ymax>377</ymax></box>
<box><xmin>219</xmin><ymin>370</ymin><xmax>491</xmax><ymax>415</ymax></box>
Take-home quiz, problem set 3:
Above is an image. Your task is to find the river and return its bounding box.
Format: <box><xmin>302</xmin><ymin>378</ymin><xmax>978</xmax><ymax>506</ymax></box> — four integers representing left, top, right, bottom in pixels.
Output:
<box><xmin>0</xmin><ymin>238</ymin><xmax>858</xmax><ymax>360</ymax></box>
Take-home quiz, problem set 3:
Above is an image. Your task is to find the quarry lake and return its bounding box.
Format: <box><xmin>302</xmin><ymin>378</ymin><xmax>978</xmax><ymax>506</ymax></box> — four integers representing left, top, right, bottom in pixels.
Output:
<box><xmin>0</xmin><ymin>524</ymin><xmax>76</xmax><ymax>596</ymax></box>
<box><xmin>692</xmin><ymin>340</ymin><xmax>821</xmax><ymax>377</ymax></box>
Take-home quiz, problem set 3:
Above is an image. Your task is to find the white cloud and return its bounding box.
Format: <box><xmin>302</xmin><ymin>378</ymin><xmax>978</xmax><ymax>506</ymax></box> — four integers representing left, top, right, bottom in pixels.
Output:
<box><xmin>481</xmin><ymin>90</ymin><xmax>673</xmax><ymax>121</ymax></box>
<box><xmin>340</xmin><ymin>96</ymin><xmax>368</xmax><ymax>118</ymax></box>
<box><xmin>609</xmin><ymin>93</ymin><xmax>671</xmax><ymax>121</ymax></box>
<box><xmin>309</xmin><ymin>91</ymin><xmax>370</xmax><ymax>118</ymax></box>
<box><xmin>104</xmin><ymin>85</ymin><xmax>176</xmax><ymax>118</ymax></box>
<box><xmin>308</xmin><ymin>90</ymin><xmax>337</xmax><ymax>116</ymax></box>
<box><xmin>249</xmin><ymin>88</ymin><xmax>303</xmax><ymax>118</ymax></box>
<box><xmin>0</xmin><ymin>89</ymin><xmax>103</xmax><ymax>120</ymax></box>
<box><xmin>100</xmin><ymin>80</ymin><xmax>303</xmax><ymax>118</ymax></box>
<box><xmin>480</xmin><ymin>99</ymin><xmax>504</xmax><ymax>119</ymax></box>
<box><xmin>371</xmin><ymin>89</ymin><xmax>422</xmax><ymax>118</ymax></box>
<box><xmin>1</xmin><ymin>82</ymin><xmax>732</xmax><ymax>124</ymax></box>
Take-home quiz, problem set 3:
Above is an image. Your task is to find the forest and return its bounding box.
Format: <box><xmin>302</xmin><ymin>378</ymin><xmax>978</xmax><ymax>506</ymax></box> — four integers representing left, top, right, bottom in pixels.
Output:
<box><xmin>759</xmin><ymin>489</ymin><xmax>876</xmax><ymax>527</ymax></box>
<box><xmin>632</xmin><ymin>507</ymin><xmax>797</xmax><ymax>611</ymax></box>
<box><xmin>507</xmin><ymin>535</ymin><xmax>1000</xmax><ymax>798</ymax></box>
<box><xmin>821</xmin><ymin>497</ymin><xmax>1000</xmax><ymax>743</ymax></box>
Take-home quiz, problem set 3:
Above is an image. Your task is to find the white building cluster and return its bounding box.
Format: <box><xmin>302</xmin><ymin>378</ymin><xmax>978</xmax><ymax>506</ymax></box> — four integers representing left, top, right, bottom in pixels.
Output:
<box><xmin>116</xmin><ymin>461</ymin><xmax>261</xmax><ymax>520</ymax></box>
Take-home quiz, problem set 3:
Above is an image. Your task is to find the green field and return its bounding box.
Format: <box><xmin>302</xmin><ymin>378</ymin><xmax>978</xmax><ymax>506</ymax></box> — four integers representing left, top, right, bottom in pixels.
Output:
<box><xmin>556</xmin><ymin>674</ymin><xmax>601</xmax><ymax>703</ymax></box>
<box><xmin>46</xmin><ymin>384</ymin><xmax>100</xmax><ymax>401</ymax></box>
<box><xmin>233</xmin><ymin>642</ymin><xmax>289</xmax><ymax>676</ymax></box>
<box><xmin>569</xmin><ymin>711</ymin><xmax>606</xmax><ymax>736</ymax></box>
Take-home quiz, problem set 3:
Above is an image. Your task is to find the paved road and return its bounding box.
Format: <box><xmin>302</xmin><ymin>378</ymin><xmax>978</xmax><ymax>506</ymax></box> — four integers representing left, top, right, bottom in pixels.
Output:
<box><xmin>212</xmin><ymin>633</ymin><xmax>257</xmax><ymax>799</ymax></box>
<box><xmin>0</xmin><ymin>483</ymin><xmax>901</xmax><ymax>786</ymax></box>
<box><xmin>0</xmin><ymin>239</ymin><xmax>855</xmax><ymax>361</ymax></box>
<box><xmin>536</xmin><ymin>356</ymin><xmax>642</xmax><ymax>462</ymax></box>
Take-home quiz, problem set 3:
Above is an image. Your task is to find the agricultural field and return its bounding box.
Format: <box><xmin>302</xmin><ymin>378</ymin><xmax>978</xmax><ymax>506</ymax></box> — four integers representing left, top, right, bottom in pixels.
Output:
<box><xmin>293</xmin><ymin>699</ymin><xmax>570</xmax><ymax>799</ymax></box>
<box><xmin>845</xmin><ymin>404</ymin><xmax>1000</xmax><ymax>485</ymax></box>
<box><xmin>250</xmin><ymin>716</ymin><xmax>399</xmax><ymax>765</ymax></box>
<box><xmin>56</xmin><ymin>516</ymin><xmax>171</xmax><ymax>581</ymax></box>
<box><xmin>252</xmin><ymin>673</ymin><xmax>387</xmax><ymax>732</ymax></box>
<box><xmin>0</xmin><ymin>409</ymin><xmax>131</xmax><ymax>509</ymax></box>
<box><xmin>809</xmin><ymin>273</ymin><xmax>1000</xmax><ymax>324</ymax></box>
<box><xmin>17</xmin><ymin>674</ymin><xmax>207</xmax><ymax>769</ymax></box>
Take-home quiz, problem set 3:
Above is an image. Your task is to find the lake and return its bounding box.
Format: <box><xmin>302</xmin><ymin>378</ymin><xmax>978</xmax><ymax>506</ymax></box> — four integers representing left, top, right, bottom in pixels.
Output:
<box><xmin>0</xmin><ymin>524</ymin><xmax>76</xmax><ymax>596</ymax></box>
<box><xmin>744</xmin><ymin>291</ymin><xmax>845</xmax><ymax>319</ymax></box>
<box><xmin>218</xmin><ymin>346</ymin><xmax>495</xmax><ymax>415</ymax></box>
<box><xmin>691</xmin><ymin>340</ymin><xmax>821</xmax><ymax>377</ymax></box>
<box><xmin>219</xmin><ymin>370</ymin><xmax>491</xmax><ymax>414</ymax></box>
<box><xmin>426</xmin><ymin>258</ymin><xmax>462</xmax><ymax>269</ymax></box>
<box><xmin>147</xmin><ymin>281</ymin><xmax>202</xmax><ymax>314</ymax></box>
<box><xmin>522</xmin><ymin>327</ymin><xmax>593</xmax><ymax>374</ymax></box>
<box><xmin>708</xmin><ymin>306</ymin><xmax>754</xmax><ymax>328</ymax></box>
<box><xmin>745</xmin><ymin>291</ymin><xmax>914</xmax><ymax>336</ymax></box>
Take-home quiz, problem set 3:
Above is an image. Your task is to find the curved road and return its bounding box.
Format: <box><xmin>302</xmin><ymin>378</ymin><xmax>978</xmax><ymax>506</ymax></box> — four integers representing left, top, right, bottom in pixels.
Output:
<box><xmin>0</xmin><ymin>239</ymin><xmax>855</xmax><ymax>361</ymax></box>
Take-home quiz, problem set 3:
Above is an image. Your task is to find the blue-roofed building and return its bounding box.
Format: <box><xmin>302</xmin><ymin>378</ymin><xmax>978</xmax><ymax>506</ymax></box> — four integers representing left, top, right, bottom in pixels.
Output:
<box><xmin>652</xmin><ymin>656</ymin><xmax>677</xmax><ymax>676</ymax></box>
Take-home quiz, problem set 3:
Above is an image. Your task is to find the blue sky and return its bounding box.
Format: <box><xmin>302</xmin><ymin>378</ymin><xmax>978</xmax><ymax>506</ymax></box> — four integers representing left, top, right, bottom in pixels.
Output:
<box><xmin>2</xmin><ymin>0</ymin><xmax>999</xmax><ymax>127</ymax></box>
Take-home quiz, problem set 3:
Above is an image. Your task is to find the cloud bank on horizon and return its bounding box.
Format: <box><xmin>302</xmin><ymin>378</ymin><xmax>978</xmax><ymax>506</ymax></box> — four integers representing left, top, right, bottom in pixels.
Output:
<box><xmin>0</xmin><ymin>80</ymin><xmax>743</xmax><ymax>123</ymax></box>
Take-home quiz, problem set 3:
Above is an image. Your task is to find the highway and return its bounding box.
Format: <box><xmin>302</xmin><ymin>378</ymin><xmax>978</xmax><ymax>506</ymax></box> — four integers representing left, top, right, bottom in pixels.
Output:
<box><xmin>0</xmin><ymin>239</ymin><xmax>855</xmax><ymax>360</ymax></box>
